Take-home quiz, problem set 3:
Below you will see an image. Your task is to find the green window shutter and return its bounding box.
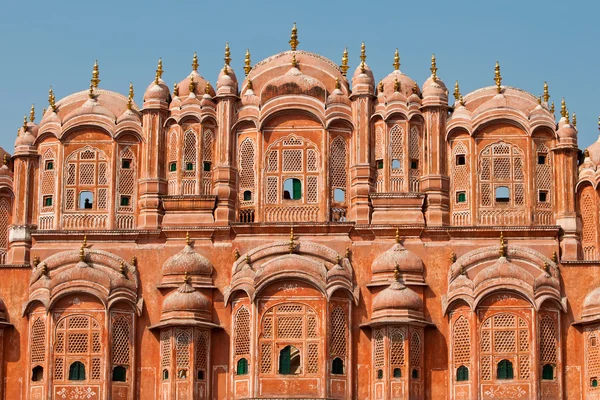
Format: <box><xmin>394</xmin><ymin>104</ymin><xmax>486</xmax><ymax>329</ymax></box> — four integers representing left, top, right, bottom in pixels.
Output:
<box><xmin>593</xmin><ymin>379</ymin><xmax>598</xmax><ymax>387</ymax></box>
<box><xmin>507</xmin><ymin>361</ymin><xmax>513</xmax><ymax>379</ymax></box>
<box><xmin>237</xmin><ymin>358</ymin><xmax>248</xmax><ymax>375</ymax></box>
<box><xmin>279</xmin><ymin>346</ymin><xmax>291</xmax><ymax>374</ymax></box>
<box><xmin>292</xmin><ymin>179</ymin><xmax>302</xmax><ymax>200</ymax></box>
<box><xmin>497</xmin><ymin>360</ymin><xmax>506</xmax><ymax>379</ymax></box>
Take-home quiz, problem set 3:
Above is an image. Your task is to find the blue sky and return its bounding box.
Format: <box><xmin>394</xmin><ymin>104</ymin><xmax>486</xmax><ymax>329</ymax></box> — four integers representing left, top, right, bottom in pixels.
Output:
<box><xmin>0</xmin><ymin>0</ymin><xmax>598</xmax><ymax>152</ymax></box>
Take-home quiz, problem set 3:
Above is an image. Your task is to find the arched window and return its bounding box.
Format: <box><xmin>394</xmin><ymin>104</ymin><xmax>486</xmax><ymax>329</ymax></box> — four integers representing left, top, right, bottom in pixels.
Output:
<box><xmin>279</xmin><ymin>345</ymin><xmax>301</xmax><ymax>375</ymax></box>
<box><xmin>330</xmin><ymin>136</ymin><xmax>348</xmax><ymax>205</ymax></box>
<box><xmin>542</xmin><ymin>364</ymin><xmax>554</xmax><ymax>380</ymax></box>
<box><xmin>332</xmin><ymin>357</ymin><xmax>344</xmax><ymax>374</ymax></box>
<box><xmin>393</xmin><ymin>368</ymin><xmax>401</xmax><ymax>378</ymax></box>
<box><xmin>162</xmin><ymin>369</ymin><xmax>169</xmax><ymax>380</ymax></box>
<box><xmin>69</xmin><ymin>361</ymin><xmax>86</xmax><ymax>381</ymax></box>
<box><xmin>237</xmin><ymin>358</ymin><xmax>248</xmax><ymax>375</ymax></box>
<box><xmin>391</xmin><ymin>159</ymin><xmax>401</xmax><ymax>169</ymax></box>
<box><xmin>283</xmin><ymin>178</ymin><xmax>302</xmax><ymax>200</ymax></box>
<box><xmin>181</xmin><ymin>130</ymin><xmax>199</xmax><ymax>195</ymax></box>
<box><xmin>243</xmin><ymin>190</ymin><xmax>252</xmax><ymax>202</ymax></box>
<box><xmin>31</xmin><ymin>366</ymin><xmax>44</xmax><ymax>382</ymax></box>
<box><xmin>593</xmin><ymin>378</ymin><xmax>599</xmax><ymax>387</ymax></box>
<box><xmin>112</xmin><ymin>366</ymin><xmax>126</xmax><ymax>382</ymax></box>
<box><xmin>457</xmin><ymin>365</ymin><xmax>469</xmax><ymax>381</ymax></box>
<box><xmin>412</xmin><ymin>368</ymin><xmax>419</xmax><ymax>379</ymax></box>
<box><xmin>497</xmin><ymin>359</ymin><xmax>513</xmax><ymax>380</ymax></box>
<box><xmin>377</xmin><ymin>369</ymin><xmax>383</xmax><ymax>379</ymax></box>
<box><xmin>79</xmin><ymin>191</ymin><xmax>94</xmax><ymax>209</ymax></box>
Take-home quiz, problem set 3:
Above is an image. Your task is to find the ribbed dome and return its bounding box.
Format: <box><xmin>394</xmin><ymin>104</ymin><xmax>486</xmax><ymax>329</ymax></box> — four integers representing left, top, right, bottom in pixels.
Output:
<box><xmin>163</xmin><ymin>282</ymin><xmax>211</xmax><ymax>313</ymax></box>
<box><xmin>143</xmin><ymin>79</ymin><xmax>170</xmax><ymax>102</ymax></box>
<box><xmin>372</xmin><ymin>281</ymin><xmax>423</xmax><ymax>312</ymax></box>
<box><xmin>422</xmin><ymin>75</ymin><xmax>448</xmax><ymax>100</ymax></box>
<box><xmin>557</xmin><ymin>119</ymin><xmax>577</xmax><ymax>140</ymax></box>
<box><xmin>63</xmin><ymin>97</ymin><xmax>116</xmax><ymax>123</ymax></box>
<box><xmin>15</xmin><ymin>129</ymin><xmax>36</xmax><ymax>147</ymax></box>
<box><xmin>261</xmin><ymin>65</ymin><xmax>326</xmax><ymax>103</ymax></box>
<box><xmin>381</xmin><ymin>70</ymin><xmax>420</xmax><ymax>99</ymax></box>
<box><xmin>216</xmin><ymin>65</ymin><xmax>238</xmax><ymax>96</ymax></box>
<box><xmin>472</xmin><ymin>256</ymin><xmax>531</xmax><ymax>287</ymax></box>
<box><xmin>351</xmin><ymin>64</ymin><xmax>374</xmax><ymax>93</ymax></box>
<box><xmin>162</xmin><ymin>243</ymin><xmax>213</xmax><ymax>276</ymax></box>
<box><xmin>372</xmin><ymin>242</ymin><xmax>424</xmax><ymax>275</ymax></box>
<box><xmin>326</xmin><ymin>85</ymin><xmax>351</xmax><ymax>106</ymax></box>
<box><xmin>178</xmin><ymin>70</ymin><xmax>214</xmax><ymax>98</ymax></box>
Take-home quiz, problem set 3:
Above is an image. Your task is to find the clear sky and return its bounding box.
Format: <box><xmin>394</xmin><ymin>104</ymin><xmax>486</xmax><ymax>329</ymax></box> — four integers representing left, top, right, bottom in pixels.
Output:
<box><xmin>0</xmin><ymin>0</ymin><xmax>598</xmax><ymax>152</ymax></box>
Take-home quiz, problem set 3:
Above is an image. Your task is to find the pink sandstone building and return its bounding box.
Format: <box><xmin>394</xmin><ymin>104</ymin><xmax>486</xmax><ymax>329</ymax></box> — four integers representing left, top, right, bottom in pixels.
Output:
<box><xmin>0</xmin><ymin>24</ymin><xmax>599</xmax><ymax>399</ymax></box>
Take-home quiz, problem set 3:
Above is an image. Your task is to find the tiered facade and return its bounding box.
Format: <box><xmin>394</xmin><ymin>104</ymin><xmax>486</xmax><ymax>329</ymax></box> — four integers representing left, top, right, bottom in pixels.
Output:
<box><xmin>1</xmin><ymin>25</ymin><xmax>600</xmax><ymax>399</ymax></box>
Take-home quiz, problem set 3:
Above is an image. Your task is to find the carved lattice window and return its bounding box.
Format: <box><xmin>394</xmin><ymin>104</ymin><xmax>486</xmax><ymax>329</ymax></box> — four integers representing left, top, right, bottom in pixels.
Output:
<box><xmin>111</xmin><ymin>313</ymin><xmax>132</xmax><ymax>368</ymax></box>
<box><xmin>234</xmin><ymin>306</ymin><xmax>251</xmax><ymax>360</ymax></box>
<box><xmin>31</xmin><ymin>317</ymin><xmax>46</xmax><ymax>365</ymax></box>
<box><xmin>410</xmin><ymin>329</ymin><xmax>422</xmax><ymax>379</ymax></box>
<box><xmin>202</xmin><ymin>130</ymin><xmax>214</xmax><ymax>195</ymax></box>
<box><xmin>451</xmin><ymin>141</ymin><xmax>470</xmax><ymax>225</ymax></box>
<box><xmin>63</xmin><ymin>146</ymin><xmax>109</xmax><ymax>213</ymax></box>
<box><xmin>53</xmin><ymin>314</ymin><xmax>102</xmax><ymax>382</ymax></box>
<box><xmin>239</xmin><ymin>138</ymin><xmax>256</xmax><ymax>206</ymax></box>
<box><xmin>116</xmin><ymin>147</ymin><xmax>136</xmax><ymax>229</ymax></box>
<box><xmin>168</xmin><ymin>130</ymin><xmax>179</xmax><ymax>195</ymax></box>
<box><xmin>330</xmin><ymin>137</ymin><xmax>348</xmax><ymax>205</ymax></box>
<box><xmin>389</xmin><ymin>124</ymin><xmax>405</xmax><ymax>192</ymax></box>
<box><xmin>375</xmin><ymin>126</ymin><xmax>384</xmax><ymax>192</ymax></box>
<box><xmin>409</xmin><ymin>126</ymin><xmax>421</xmax><ymax>192</ymax></box>
<box><xmin>586</xmin><ymin>325</ymin><xmax>600</xmax><ymax>392</ymax></box>
<box><xmin>160</xmin><ymin>327</ymin><xmax>209</xmax><ymax>386</ymax></box>
<box><xmin>175</xmin><ymin>328</ymin><xmax>191</xmax><ymax>377</ymax></box>
<box><xmin>453</xmin><ymin>316</ymin><xmax>471</xmax><ymax>370</ymax></box>
<box><xmin>540</xmin><ymin>314</ymin><xmax>557</xmax><ymax>367</ymax></box>
<box><xmin>0</xmin><ymin>198</ymin><xmax>10</xmax><ymax>262</ymax></box>
<box><xmin>535</xmin><ymin>143</ymin><xmax>553</xmax><ymax>224</ymax></box>
<box><xmin>181</xmin><ymin>130</ymin><xmax>198</xmax><ymax>195</ymax></box>
<box><xmin>330</xmin><ymin>306</ymin><xmax>348</xmax><ymax>363</ymax></box>
<box><xmin>581</xmin><ymin>187</ymin><xmax>598</xmax><ymax>260</ymax></box>
<box><xmin>194</xmin><ymin>329</ymin><xmax>209</xmax><ymax>379</ymax></box>
<box><xmin>258</xmin><ymin>303</ymin><xmax>320</xmax><ymax>376</ymax></box>
<box><xmin>40</xmin><ymin>148</ymin><xmax>57</xmax><ymax>215</ymax></box>
<box><xmin>480</xmin><ymin>313</ymin><xmax>530</xmax><ymax>382</ymax></box>
<box><xmin>161</xmin><ymin>329</ymin><xmax>172</xmax><ymax>370</ymax></box>
<box><xmin>389</xmin><ymin>326</ymin><xmax>405</xmax><ymax>375</ymax></box>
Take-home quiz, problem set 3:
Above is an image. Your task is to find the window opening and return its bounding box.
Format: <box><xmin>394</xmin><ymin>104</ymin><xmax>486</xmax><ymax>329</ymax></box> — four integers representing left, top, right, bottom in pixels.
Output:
<box><xmin>496</xmin><ymin>359</ymin><xmax>513</xmax><ymax>380</ymax></box>
<box><xmin>121</xmin><ymin>159</ymin><xmax>131</xmax><ymax>169</ymax></box>
<box><xmin>120</xmin><ymin>196</ymin><xmax>130</xmax><ymax>207</ymax></box>
<box><xmin>79</xmin><ymin>191</ymin><xmax>94</xmax><ymax>209</ymax></box>
<box><xmin>377</xmin><ymin>369</ymin><xmax>383</xmax><ymax>379</ymax></box>
<box><xmin>197</xmin><ymin>370</ymin><xmax>205</xmax><ymax>380</ymax></box>
<box><xmin>177</xmin><ymin>369</ymin><xmax>187</xmax><ymax>379</ymax></box>
<box><xmin>332</xmin><ymin>357</ymin><xmax>344</xmax><ymax>375</ymax></box>
<box><xmin>112</xmin><ymin>366</ymin><xmax>126</xmax><ymax>382</ymax></box>
<box><xmin>283</xmin><ymin>178</ymin><xmax>302</xmax><ymax>200</ymax></box>
<box><xmin>333</xmin><ymin>188</ymin><xmax>345</xmax><ymax>203</ymax></box>
<box><xmin>45</xmin><ymin>160</ymin><xmax>54</xmax><ymax>170</ymax></box>
<box><xmin>538</xmin><ymin>154</ymin><xmax>547</xmax><ymax>165</ymax></box>
<box><xmin>457</xmin><ymin>365</ymin><xmax>468</xmax><ymax>381</ymax></box>
<box><xmin>237</xmin><ymin>358</ymin><xmax>248</xmax><ymax>375</ymax></box>
<box><xmin>495</xmin><ymin>186</ymin><xmax>510</xmax><ymax>203</ymax></box>
<box><xmin>169</xmin><ymin>162</ymin><xmax>177</xmax><ymax>172</ymax></box>
<box><xmin>162</xmin><ymin>369</ymin><xmax>169</xmax><ymax>380</ymax></box>
<box><xmin>393</xmin><ymin>368</ymin><xmax>401</xmax><ymax>378</ymax></box>
<box><xmin>69</xmin><ymin>361</ymin><xmax>86</xmax><ymax>381</ymax></box>
<box><xmin>539</xmin><ymin>191</ymin><xmax>548</xmax><ymax>202</ymax></box>
<box><xmin>457</xmin><ymin>191</ymin><xmax>466</xmax><ymax>203</ymax></box>
<box><xmin>243</xmin><ymin>190</ymin><xmax>252</xmax><ymax>201</ymax></box>
<box><xmin>377</xmin><ymin>160</ymin><xmax>384</xmax><ymax>169</ymax></box>
<box><xmin>43</xmin><ymin>196</ymin><xmax>53</xmax><ymax>207</ymax></box>
<box><xmin>412</xmin><ymin>368</ymin><xmax>419</xmax><ymax>379</ymax></box>
<box><xmin>279</xmin><ymin>345</ymin><xmax>301</xmax><ymax>375</ymax></box>
<box><xmin>186</xmin><ymin>163</ymin><xmax>194</xmax><ymax>171</ymax></box>
<box><xmin>410</xmin><ymin>159</ymin><xmax>419</xmax><ymax>169</ymax></box>
<box><xmin>593</xmin><ymin>378</ymin><xmax>599</xmax><ymax>387</ymax></box>
<box><xmin>203</xmin><ymin>162</ymin><xmax>211</xmax><ymax>172</ymax></box>
<box><xmin>31</xmin><ymin>366</ymin><xmax>43</xmax><ymax>381</ymax></box>
<box><xmin>391</xmin><ymin>159</ymin><xmax>401</xmax><ymax>169</ymax></box>
<box><xmin>456</xmin><ymin>155</ymin><xmax>466</xmax><ymax>165</ymax></box>
<box><xmin>542</xmin><ymin>364</ymin><xmax>554</xmax><ymax>380</ymax></box>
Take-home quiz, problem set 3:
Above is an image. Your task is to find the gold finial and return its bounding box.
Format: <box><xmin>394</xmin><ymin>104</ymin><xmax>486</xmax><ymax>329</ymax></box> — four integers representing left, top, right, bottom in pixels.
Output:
<box><xmin>573</xmin><ymin>113</ymin><xmax>577</xmax><ymax>127</ymax></box>
<box><xmin>244</xmin><ymin>49</ymin><xmax>252</xmax><ymax>76</ymax></box>
<box><xmin>543</xmin><ymin>262</ymin><xmax>550</xmax><ymax>273</ymax></box>
<box><xmin>394</xmin><ymin>263</ymin><xmax>401</xmax><ymax>282</ymax></box>
<box><xmin>49</xmin><ymin>86</ymin><xmax>57</xmax><ymax>111</ymax></box>
<box><xmin>247</xmin><ymin>79</ymin><xmax>253</xmax><ymax>90</ymax></box>
<box><xmin>360</xmin><ymin>42</ymin><xmax>366</xmax><ymax>63</ymax></box>
<box><xmin>412</xmin><ymin>83</ymin><xmax>418</xmax><ymax>95</ymax></box>
<box><xmin>224</xmin><ymin>42</ymin><xmax>231</xmax><ymax>66</ymax></box>
<box><xmin>459</xmin><ymin>95</ymin><xmax>465</xmax><ymax>106</ymax></box>
<box><xmin>291</xmin><ymin>53</ymin><xmax>298</xmax><ymax>68</ymax></box>
<box><xmin>395</xmin><ymin>227</ymin><xmax>400</xmax><ymax>244</ymax></box>
<box><xmin>173</xmin><ymin>82</ymin><xmax>179</xmax><ymax>97</ymax></box>
<box><xmin>91</xmin><ymin>60</ymin><xmax>100</xmax><ymax>88</ymax></box>
<box><xmin>29</xmin><ymin>104</ymin><xmax>35</xmax><ymax>123</ymax></box>
<box><xmin>335</xmin><ymin>77</ymin><xmax>340</xmax><ymax>90</ymax></box>
<box><xmin>127</xmin><ymin>82</ymin><xmax>134</xmax><ymax>110</ymax></box>
<box><xmin>584</xmin><ymin>148</ymin><xmax>590</xmax><ymax>158</ymax></box>
<box><xmin>378</xmin><ymin>80</ymin><xmax>384</xmax><ymax>93</ymax></box>
<box><xmin>289</xmin><ymin>226</ymin><xmax>295</xmax><ymax>254</ymax></box>
<box><xmin>41</xmin><ymin>263</ymin><xmax>48</xmax><ymax>276</ymax></box>
<box><xmin>2</xmin><ymin>154</ymin><xmax>7</xmax><ymax>166</ymax></box>
<box><xmin>450</xmin><ymin>251</ymin><xmax>457</xmax><ymax>263</ymax></box>
<box><xmin>245</xmin><ymin>254</ymin><xmax>251</xmax><ymax>265</ymax></box>
<box><xmin>189</xmin><ymin>76</ymin><xmax>196</xmax><ymax>93</ymax></box>
<box><xmin>499</xmin><ymin>231</ymin><xmax>506</xmax><ymax>257</ymax></box>
<box><xmin>22</xmin><ymin>115</ymin><xmax>28</xmax><ymax>131</ymax></box>
<box><xmin>183</xmin><ymin>271</ymin><xmax>190</xmax><ymax>284</ymax></box>
<box><xmin>543</xmin><ymin>81</ymin><xmax>550</xmax><ymax>103</ymax></box>
<box><xmin>345</xmin><ymin>247</ymin><xmax>351</xmax><ymax>259</ymax></box>
<box><xmin>120</xmin><ymin>261</ymin><xmax>127</xmax><ymax>276</ymax></box>
<box><xmin>88</xmin><ymin>82</ymin><xmax>94</xmax><ymax>99</ymax></box>
<box><xmin>33</xmin><ymin>256</ymin><xmax>40</xmax><ymax>268</ymax></box>
<box><xmin>393</xmin><ymin>77</ymin><xmax>400</xmax><ymax>92</ymax></box>
<box><xmin>550</xmin><ymin>101</ymin><xmax>555</xmax><ymax>114</ymax></box>
<box><xmin>566</xmin><ymin>108</ymin><xmax>570</xmax><ymax>124</ymax></box>
<box><xmin>83</xmin><ymin>234</ymin><xmax>87</xmax><ymax>247</ymax></box>
<box><xmin>79</xmin><ymin>244</ymin><xmax>85</xmax><ymax>262</ymax></box>
<box><xmin>336</xmin><ymin>254</ymin><xmax>341</xmax><ymax>265</ymax></box>
<box><xmin>155</xmin><ymin>58</ymin><xmax>163</xmax><ymax>84</ymax></box>
<box><xmin>186</xmin><ymin>231</ymin><xmax>191</xmax><ymax>246</ymax></box>
<box><xmin>289</xmin><ymin>22</ymin><xmax>299</xmax><ymax>51</ymax></box>
<box><xmin>552</xmin><ymin>251</ymin><xmax>558</xmax><ymax>263</ymax></box>
<box><xmin>340</xmin><ymin>47</ymin><xmax>349</xmax><ymax>77</ymax></box>
<box><xmin>453</xmin><ymin>81</ymin><xmax>461</xmax><ymax>102</ymax></box>
<box><xmin>393</xmin><ymin>48</ymin><xmax>400</xmax><ymax>70</ymax></box>
<box><xmin>560</xmin><ymin>98</ymin><xmax>567</xmax><ymax>118</ymax></box>
<box><xmin>460</xmin><ymin>264</ymin><xmax>466</xmax><ymax>275</ymax></box>
<box><xmin>494</xmin><ymin>61</ymin><xmax>502</xmax><ymax>94</ymax></box>
<box><xmin>233</xmin><ymin>249</ymin><xmax>240</xmax><ymax>260</ymax></box>
<box><xmin>192</xmin><ymin>52</ymin><xmax>198</xmax><ymax>72</ymax></box>
<box><xmin>131</xmin><ymin>255</ymin><xmax>137</xmax><ymax>267</ymax></box>
<box><xmin>42</xmin><ymin>107</ymin><xmax>46</xmax><ymax>115</ymax></box>
<box><xmin>205</xmin><ymin>81</ymin><xmax>212</xmax><ymax>95</ymax></box>
<box><xmin>537</xmin><ymin>96</ymin><xmax>542</xmax><ymax>105</ymax></box>
<box><xmin>430</xmin><ymin>54</ymin><xmax>438</xmax><ymax>80</ymax></box>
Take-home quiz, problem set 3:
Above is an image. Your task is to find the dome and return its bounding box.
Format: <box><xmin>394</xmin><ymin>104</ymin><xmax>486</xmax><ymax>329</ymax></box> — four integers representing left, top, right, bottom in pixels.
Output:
<box><xmin>372</xmin><ymin>281</ymin><xmax>423</xmax><ymax>312</ymax></box>
<box><xmin>372</xmin><ymin>242</ymin><xmax>424</xmax><ymax>275</ymax></box>
<box><xmin>162</xmin><ymin>282</ymin><xmax>211</xmax><ymax>314</ymax></box>
<box><xmin>351</xmin><ymin>63</ymin><xmax>375</xmax><ymax>94</ymax></box>
<box><xmin>472</xmin><ymin>257</ymin><xmax>532</xmax><ymax>287</ymax></box>
<box><xmin>15</xmin><ymin>129</ymin><xmax>36</xmax><ymax>147</ymax></box>
<box><xmin>116</xmin><ymin>108</ymin><xmax>141</xmax><ymax>125</ymax></box>
<box><xmin>162</xmin><ymin>242</ymin><xmax>213</xmax><ymax>277</ymax></box>
<box><xmin>178</xmin><ymin>70</ymin><xmax>214</xmax><ymax>98</ymax></box>
<box><xmin>216</xmin><ymin>65</ymin><xmax>238</xmax><ymax>96</ymax></box>
<box><xmin>261</xmin><ymin>62</ymin><xmax>327</xmax><ymax>103</ymax></box>
<box><xmin>240</xmin><ymin>84</ymin><xmax>260</xmax><ymax>107</ymax></box>
<box><xmin>422</xmin><ymin>75</ymin><xmax>448</xmax><ymax>100</ymax></box>
<box><xmin>381</xmin><ymin>69</ymin><xmax>420</xmax><ymax>99</ymax></box>
<box><xmin>580</xmin><ymin>287</ymin><xmax>600</xmax><ymax>324</ymax></box>
<box><xmin>63</xmin><ymin>96</ymin><xmax>116</xmax><ymax>124</ymax></box>
<box><xmin>557</xmin><ymin>119</ymin><xmax>577</xmax><ymax>141</ymax></box>
<box><xmin>143</xmin><ymin>78</ymin><xmax>170</xmax><ymax>102</ymax></box>
<box><xmin>326</xmin><ymin>79</ymin><xmax>351</xmax><ymax>106</ymax></box>
<box><xmin>200</xmin><ymin>89</ymin><xmax>216</xmax><ymax>108</ymax></box>
<box><xmin>586</xmin><ymin>135</ymin><xmax>600</xmax><ymax>165</ymax></box>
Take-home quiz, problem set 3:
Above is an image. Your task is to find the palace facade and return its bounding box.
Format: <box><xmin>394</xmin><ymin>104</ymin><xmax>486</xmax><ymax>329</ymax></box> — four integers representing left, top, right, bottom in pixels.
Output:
<box><xmin>0</xmin><ymin>25</ymin><xmax>600</xmax><ymax>399</ymax></box>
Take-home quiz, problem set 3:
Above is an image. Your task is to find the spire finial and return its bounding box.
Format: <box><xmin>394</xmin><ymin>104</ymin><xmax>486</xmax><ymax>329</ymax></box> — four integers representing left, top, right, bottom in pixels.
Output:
<box><xmin>289</xmin><ymin>22</ymin><xmax>299</xmax><ymax>51</ymax></box>
<box><xmin>188</xmin><ymin>75</ymin><xmax>196</xmax><ymax>93</ymax></box>
<box><xmin>83</xmin><ymin>234</ymin><xmax>87</xmax><ymax>247</ymax></box>
<box><xmin>393</xmin><ymin>48</ymin><xmax>400</xmax><ymax>71</ymax></box>
<box><xmin>88</xmin><ymin>82</ymin><xmax>94</xmax><ymax>99</ymax></box>
<box><xmin>192</xmin><ymin>52</ymin><xmax>198</xmax><ymax>72</ymax></box>
<box><xmin>566</xmin><ymin>108</ymin><xmax>570</xmax><ymax>124</ymax></box>
<box><xmin>550</xmin><ymin>101</ymin><xmax>555</xmax><ymax>114</ymax></box>
<box><xmin>453</xmin><ymin>80</ymin><xmax>461</xmax><ymax>102</ymax></box>
<box><xmin>360</xmin><ymin>42</ymin><xmax>366</xmax><ymax>72</ymax></box>
<box><xmin>91</xmin><ymin>60</ymin><xmax>100</xmax><ymax>88</ymax></box>
<box><xmin>155</xmin><ymin>58</ymin><xmax>163</xmax><ymax>84</ymax></box>
<box><xmin>205</xmin><ymin>81</ymin><xmax>212</xmax><ymax>95</ymax></box>
<box><xmin>459</xmin><ymin>95</ymin><xmax>465</xmax><ymax>106</ymax></box>
<box><xmin>378</xmin><ymin>80</ymin><xmax>384</xmax><ymax>93</ymax></box>
<box><xmin>173</xmin><ymin>82</ymin><xmax>179</xmax><ymax>97</ymax></box>
<box><xmin>291</xmin><ymin>53</ymin><xmax>298</xmax><ymax>68</ymax></box>
<box><xmin>537</xmin><ymin>96</ymin><xmax>542</xmax><ymax>105</ymax></box>
<box><xmin>244</xmin><ymin>49</ymin><xmax>252</xmax><ymax>76</ymax></box>
<box><xmin>395</xmin><ymin>227</ymin><xmax>400</xmax><ymax>244</ymax></box>
<box><xmin>572</xmin><ymin>113</ymin><xmax>577</xmax><ymax>127</ymax></box>
<box><xmin>186</xmin><ymin>231</ymin><xmax>190</xmax><ymax>246</ymax></box>
<box><xmin>494</xmin><ymin>61</ymin><xmax>502</xmax><ymax>94</ymax></box>
<box><xmin>394</xmin><ymin>263</ymin><xmax>401</xmax><ymax>282</ymax></box>
<box><xmin>335</xmin><ymin>77</ymin><xmax>340</xmax><ymax>90</ymax></box>
<box><xmin>29</xmin><ymin>104</ymin><xmax>35</xmax><ymax>123</ymax></box>
<box><xmin>393</xmin><ymin>77</ymin><xmax>400</xmax><ymax>92</ymax></box>
<box><xmin>543</xmin><ymin>81</ymin><xmax>550</xmax><ymax>103</ymax></box>
<box><xmin>224</xmin><ymin>42</ymin><xmax>231</xmax><ymax>66</ymax></box>
<box><xmin>430</xmin><ymin>54</ymin><xmax>438</xmax><ymax>80</ymax></box>
<box><xmin>499</xmin><ymin>231</ymin><xmax>506</xmax><ymax>257</ymax></box>
<box><xmin>48</xmin><ymin>86</ymin><xmax>57</xmax><ymax>111</ymax></box>
<box><xmin>340</xmin><ymin>47</ymin><xmax>349</xmax><ymax>76</ymax></box>
<box><xmin>289</xmin><ymin>226</ymin><xmax>295</xmax><ymax>254</ymax></box>
<box><xmin>247</xmin><ymin>79</ymin><xmax>253</xmax><ymax>90</ymax></box>
<box><xmin>552</xmin><ymin>251</ymin><xmax>558</xmax><ymax>263</ymax></box>
<box><xmin>2</xmin><ymin>154</ymin><xmax>7</xmax><ymax>166</ymax></box>
<box><xmin>183</xmin><ymin>271</ymin><xmax>190</xmax><ymax>284</ymax></box>
<box><xmin>127</xmin><ymin>82</ymin><xmax>134</xmax><ymax>110</ymax></box>
<box><xmin>560</xmin><ymin>98</ymin><xmax>567</xmax><ymax>118</ymax></box>
<box><xmin>22</xmin><ymin>115</ymin><xmax>28</xmax><ymax>131</ymax></box>
<box><xmin>79</xmin><ymin>244</ymin><xmax>85</xmax><ymax>262</ymax></box>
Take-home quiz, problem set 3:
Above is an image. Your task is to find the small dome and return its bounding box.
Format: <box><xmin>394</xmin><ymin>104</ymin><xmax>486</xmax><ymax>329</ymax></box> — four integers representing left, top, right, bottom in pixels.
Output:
<box><xmin>162</xmin><ymin>282</ymin><xmax>211</xmax><ymax>314</ymax></box>
<box><xmin>63</xmin><ymin>97</ymin><xmax>116</xmax><ymax>123</ymax></box>
<box><xmin>381</xmin><ymin>70</ymin><xmax>420</xmax><ymax>99</ymax></box>
<box><xmin>162</xmin><ymin>242</ymin><xmax>213</xmax><ymax>276</ymax></box>
<box><xmin>143</xmin><ymin>79</ymin><xmax>170</xmax><ymax>103</ymax></box>
<box><xmin>178</xmin><ymin>70</ymin><xmax>214</xmax><ymax>98</ymax></box>
<box><xmin>472</xmin><ymin>257</ymin><xmax>532</xmax><ymax>287</ymax></box>
<box><xmin>557</xmin><ymin>118</ymin><xmax>577</xmax><ymax>141</ymax></box>
<box><xmin>241</xmin><ymin>85</ymin><xmax>260</xmax><ymax>107</ymax></box>
<box><xmin>116</xmin><ymin>109</ymin><xmax>141</xmax><ymax>125</ymax></box>
<box><xmin>372</xmin><ymin>281</ymin><xmax>423</xmax><ymax>312</ymax></box>
<box><xmin>216</xmin><ymin>65</ymin><xmax>238</xmax><ymax>96</ymax></box>
<box><xmin>586</xmin><ymin>135</ymin><xmax>600</xmax><ymax>165</ymax></box>
<box><xmin>372</xmin><ymin>242</ymin><xmax>424</xmax><ymax>275</ymax></box>
<box><xmin>200</xmin><ymin>91</ymin><xmax>215</xmax><ymax>108</ymax></box>
<box><xmin>351</xmin><ymin>64</ymin><xmax>375</xmax><ymax>94</ymax></box>
<box><xmin>15</xmin><ymin>129</ymin><xmax>36</xmax><ymax>147</ymax></box>
<box><xmin>422</xmin><ymin>76</ymin><xmax>448</xmax><ymax>100</ymax></box>
<box><xmin>326</xmin><ymin>82</ymin><xmax>351</xmax><ymax>106</ymax></box>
